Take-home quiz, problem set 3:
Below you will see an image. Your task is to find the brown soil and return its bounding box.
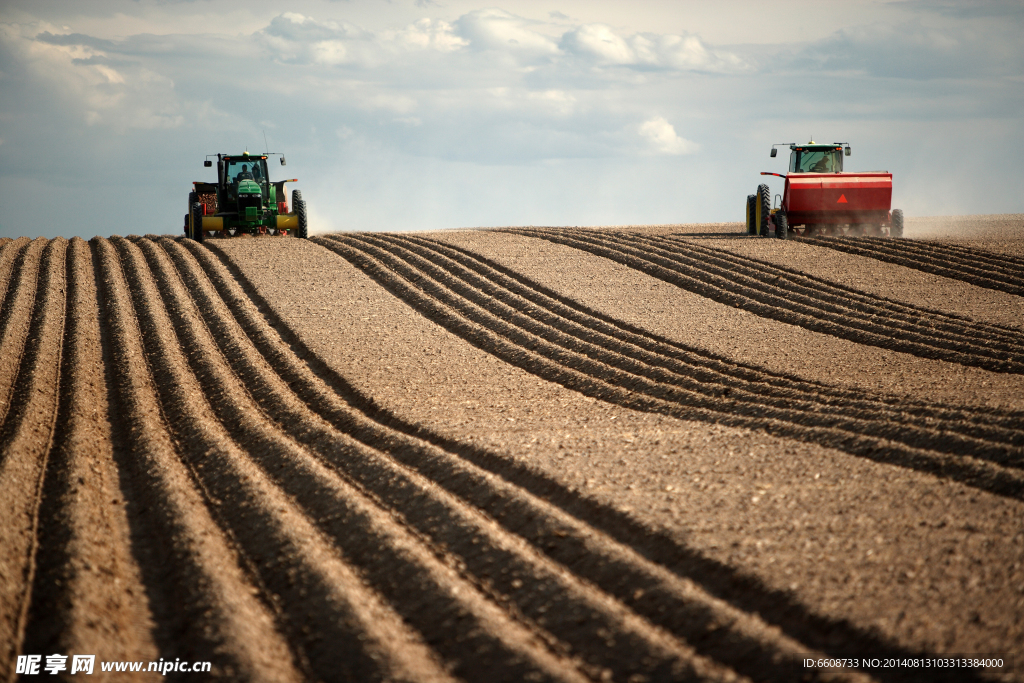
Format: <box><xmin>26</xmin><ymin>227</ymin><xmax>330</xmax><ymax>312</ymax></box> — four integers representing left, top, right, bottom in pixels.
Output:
<box><xmin>1</xmin><ymin>217</ymin><xmax>1022</xmax><ymax>682</ymax></box>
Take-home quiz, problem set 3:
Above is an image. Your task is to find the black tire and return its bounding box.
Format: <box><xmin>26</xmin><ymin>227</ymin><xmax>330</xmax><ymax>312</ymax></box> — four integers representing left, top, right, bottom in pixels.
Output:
<box><xmin>190</xmin><ymin>201</ymin><xmax>205</xmax><ymax>243</ymax></box>
<box><xmin>891</xmin><ymin>209</ymin><xmax>904</xmax><ymax>238</ymax></box>
<box><xmin>756</xmin><ymin>184</ymin><xmax>771</xmax><ymax>237</ymax></box>
<box><xmin>745</xmin><ymin>195</ymin><xmax>756</xmax><ymax>235</ymax></box>
<box><xmin>186</xmin><ymin>191</ymin><xmax>197</xmax><ymax>237</ymax></box>
<box><xmin>293</xmin><ymin>189</ymin><xmax>308</xmax><ymax>239</ymax></box>
<box><xmin>775</xmin><ymin>210</ymin><xmax>788</xmax><ymax>240</ymax></box>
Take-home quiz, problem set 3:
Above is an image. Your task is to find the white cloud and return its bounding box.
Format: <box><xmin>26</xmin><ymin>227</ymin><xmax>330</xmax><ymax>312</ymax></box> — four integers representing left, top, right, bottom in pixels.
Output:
<box><xmin>560</xmin><ymin>24</ymin><xmax>632</xmax><ymax>64</ymax></box>
<box><xmin>259</xmin><ymin>13</ymin><xmax>466</xmax><ymax>67</ymax></box>
<box><xmin>3</xmin><ymin>21</ymin><xmax>185</xmax><ymax>131</ymax></box>
<box><xmin>260</xmin><ymin>13</ymin><xmax>373</xmax><ymax>66</ymax></box>
<box><xmin>638</xmin><ymin>117</ymin><xmax>697</xmax><ymax>155</ymax></box>
<box><xmin>453</xmin><ymin>9</ymin><xmax>559</xmax><ymax>59</ymax></box>
<box><xmin>391</xmin><ymin>18</ymin><xmax>467</xmax><ymax>52</ymax></box>
<box><xmin>560</xmin><ymin>24</ymin><xmax>747</xmax><ymax>73</ymax></box>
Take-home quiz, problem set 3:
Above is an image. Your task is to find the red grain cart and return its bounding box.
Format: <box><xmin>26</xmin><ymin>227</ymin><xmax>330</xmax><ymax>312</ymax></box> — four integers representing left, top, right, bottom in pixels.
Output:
<box><xmin>746</xmin><ymin>141</ymin><xmax>903</xmax><ymax>239</ymax></box>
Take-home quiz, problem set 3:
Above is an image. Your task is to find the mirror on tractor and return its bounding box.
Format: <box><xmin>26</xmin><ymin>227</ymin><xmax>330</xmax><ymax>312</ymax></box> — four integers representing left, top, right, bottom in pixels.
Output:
<box><xmin>280</xmin><ymin>156</ymin><xmax>287</xmax><ymax>166</ymax></box>
<box><xmin>844</xmin><ymin>146</ymin><xmax>851</xmax><ymax>156</ymax></box>
<box><xmin>770</xmin><ymin>148</ymin><xmax>777</xmax><ymax>157</ymax></box>
<box><xmin>204</xmin><ymin>160</ymin><xmax>212</xmax><ymax>167</ymax></box>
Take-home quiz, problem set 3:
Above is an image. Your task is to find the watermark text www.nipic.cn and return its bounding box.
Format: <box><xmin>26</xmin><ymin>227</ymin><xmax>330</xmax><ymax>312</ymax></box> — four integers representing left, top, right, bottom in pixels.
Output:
<box><xmin>16</xmin><ymin>655</ymin><xmax>213</xmax><ymax>675</ymax></box>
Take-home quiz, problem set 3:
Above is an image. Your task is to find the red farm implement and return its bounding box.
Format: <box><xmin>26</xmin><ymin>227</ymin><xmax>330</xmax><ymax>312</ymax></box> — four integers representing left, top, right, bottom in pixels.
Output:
<box><xmin>746</xmin><ymin>141</ymin><xmax>903</xmax><ymax>239</ymax></box>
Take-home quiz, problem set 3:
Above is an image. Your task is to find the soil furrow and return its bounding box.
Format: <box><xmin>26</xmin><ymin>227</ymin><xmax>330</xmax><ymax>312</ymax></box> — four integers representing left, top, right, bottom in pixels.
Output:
<box><xmin>651</xmin><ymin>233</ymin><xmax>1022</xmax><ymax>343</ymax></box>
<box><xmin>836</xmin><ymin>237</ymin><xmax>1024</xmax><ymax>276</ymax></box>
<box><xmin>190</xmin><ymin>237</ymin><xmax>891</xmax><ymax>683</ymax></box>
<box><xmin>128</xmin><ymin>236</ymin><xmax>571</xmax><ymax>683</ymax></box>
<box><xmin>505</xmin><ymin>228</ymin><xmax>1024</xmax><ymax>373</ymax></box>
<box><xmin>412</xmin><ymin>233</ymin><xmax>1024</xmax><ymax>430</ymax></box>
<box><xmin>0</xmin><ymin>237</ymin><xmax>29</xmax><ymax>318</ymax></box>
<box><xmin>863</xmin><ymin>239</ymin><xmax>1024</xmax><ymax>278</ymax></box>
<box><xmin>0</xmin><ymin>239</ymin><xmax>45</xmax><ymax>426</ymax></box>
<box><xmin>119</xmin><ymin>236</ymin><xmax>471</xmax><ymax>683</ymax></box>
<box><xmin>220</xmin><ymin>235</ymin><xmax>988</xmax><ymax>683</ymax></box>
<box><xmin>795</xmin><ymin>236</ymin><xmax>1024</xmax><ymax>296</ymax></box>
<box><xmin>904</xmin><ymin>240</ymin><xmax>1024</xmax><ymax>271</ymax></box>
<box><xmin>372</xmin><ymin>233</ymin><xmax>1024</xmax><ymax>454</ymax></box>
<box><xmin>561</xmin><ymin>227</ymin><xmax>1024</xmax><ymax>354</ymax></box>
<box><xmin>406</xmin><ymin>232</ymin><xmax>1024</xmax><ymax>433</ymax></box>
<box><xmin>222</xmin><ymin>236</ymin><xmax>991</xmax><ymax>683</ymax></box>
<box><xmin>155</xmin><ymin>237</ymin><xmax>770</xmax><ymax>683</ymax></box>
<box><xmin>315</xmin><ymin>234</ymin><xmax>1024</xmax><ymax>507</ymax></box>
<box><xmin>329</xmin><ymin>233</ymin><xmax>1024</xmax><ymax>474</ymax></box>
<box><xmin>91</xmin><ymin>237</ymin><xmax>302</xmax><ymax>681</ymax></box>
<box><xmin>19</xmin><ymin>238</ymin><xmax>159</xmax><ymax>676</ymax></box>
<box><xmin>0</xmin><ymin>239</ymin><xmax>66</xmax><ymax>681</ymax></box>
<box><xmin>599</xmin><ymin>229</ymin><xmax>1023</xmax><ymax>353</ymax></box>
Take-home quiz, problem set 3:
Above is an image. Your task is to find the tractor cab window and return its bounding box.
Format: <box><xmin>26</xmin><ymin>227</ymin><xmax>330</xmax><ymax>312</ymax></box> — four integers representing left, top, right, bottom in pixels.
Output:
<box><xmin>225</xmin><ymin>159</ymin><xmax>269</xmax><ymax>188</ymax></box>
<box><xmin>789</xmin><ymin>149</ymin><xmax>843</xmax><ymax>173</ymax></box>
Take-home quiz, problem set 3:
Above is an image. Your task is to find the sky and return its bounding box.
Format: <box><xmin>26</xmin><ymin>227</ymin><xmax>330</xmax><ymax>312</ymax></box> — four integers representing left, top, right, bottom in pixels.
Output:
<box><xmin>1</xmin><ymin>0</ymin><xmax>1022</xmax><ymax>238</ymax></box>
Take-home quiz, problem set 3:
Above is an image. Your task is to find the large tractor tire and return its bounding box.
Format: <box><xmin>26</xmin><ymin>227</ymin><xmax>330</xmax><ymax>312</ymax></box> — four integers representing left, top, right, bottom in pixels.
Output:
<box><xmin>745</xmin><ymin>195</ymin><xmax>756</xmax><ymax>235</ymax></box>
<box><xmin>293</xmin><ymin>189</ymin><xmax>308</xmax><ymax>239</ymax></box>
<box><xmin>190</xmin><ymin>202</ymin><xmax>205</xmax><ymax>243</ymax></box>
<box><xmin>187</xmin><ymin>191</ymin><xmax>204</xmax><ymax>243</ymax></box>
<box><xmin>775</xmin><ymin>210</ymin><xmax>789</xmax><ymax>240</ymax></box>
<box><xmin>891</xmin><ymin>209</ymin><xmax>904</xmax><ymax>238</ymax></box>
<box><xmin>186</xmin><ymin>191</ymin><xmax>197</xmax><ymax>237</ymax></box>
<box><xmin>756</xmin><ymin>184</ymin><xmax>771</xmax><ymax>237</ymax></box>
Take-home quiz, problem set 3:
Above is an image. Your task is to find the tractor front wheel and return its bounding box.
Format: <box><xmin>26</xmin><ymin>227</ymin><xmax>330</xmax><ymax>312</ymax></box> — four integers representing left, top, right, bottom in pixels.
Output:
<box><xmin>891</xmin><ymin>209</ymin><xmax>904</xmax><ymax>238</ymax></box>
<box><xmin>293</xmin><ymin>189</ymin><xmax>308</xmax><ymax>239</ymax></box>
<box><xmin>775</xmin><ymin>211</ymin><xmax>788</xmax><ymax>240</ymax></box>
<box><xmin>756</xmin><ymin>184</ymin><xmax>771</xmax><ymax>237</ymax></box>
<box><xmin>745</xmin><ymin>195</ymin><xmax>756</xmax><ymax>235</ymax></box>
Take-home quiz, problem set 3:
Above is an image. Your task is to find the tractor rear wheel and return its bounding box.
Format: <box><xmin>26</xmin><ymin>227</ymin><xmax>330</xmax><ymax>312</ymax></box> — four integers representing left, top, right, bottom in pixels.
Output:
<box><xmin>775</xmin><ymin>210</ymin><xmax>788</xmax><ymax>240</ymax></box>
<box><xmin>190</xmin><ymin>201</ymin><xmax>205</xmax><ymax>243</ymax></box>
<box><xmin>186</xmin><ymin>191</ymin><xmax>197</xmax><ymax>237</ymax></box>
<box><xmin>293</xmin><ymin>189</ymin><xmax>308</xmax><ymax>239</ymax></box>
<box><xmin>745</xmin><ymin>195</ymin><xmax>756</xmax><ymax>235</ymax></box>
<box><xmin>756</xmin><ymin>184</ymin><xmax>771</xmax><ymax>237</ymax></box>
<box><xmin>891</xmin><ymin>209</ymin><xmax>904</xmax><ymax>238</ymax></box>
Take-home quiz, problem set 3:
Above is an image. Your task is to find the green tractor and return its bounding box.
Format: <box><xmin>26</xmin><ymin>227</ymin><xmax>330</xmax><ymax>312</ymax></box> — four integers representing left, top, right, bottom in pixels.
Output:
<box><xmin>185</xmin><ymin>151</ymin><xmax>307</xmax><ymax>242</ymax></box>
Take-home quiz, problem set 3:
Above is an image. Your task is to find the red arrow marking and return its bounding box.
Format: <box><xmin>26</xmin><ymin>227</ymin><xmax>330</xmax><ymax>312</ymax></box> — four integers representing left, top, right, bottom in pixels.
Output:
<box><xmin>837</xmin><ymin>194</ymin><xmax>848</xmax><ymax>203</ymax></box>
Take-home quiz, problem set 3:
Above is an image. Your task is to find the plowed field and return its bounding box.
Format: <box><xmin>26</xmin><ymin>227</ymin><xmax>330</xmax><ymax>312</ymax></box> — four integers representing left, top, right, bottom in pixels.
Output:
<box><xmin>1</xmin><ymin>215</ymin><xmax>1022</xmax><ymax>682</ymax></box>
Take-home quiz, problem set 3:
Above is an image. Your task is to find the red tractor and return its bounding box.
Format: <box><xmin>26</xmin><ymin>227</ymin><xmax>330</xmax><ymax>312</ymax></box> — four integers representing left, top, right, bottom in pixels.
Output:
<box><xmin>746</xmin><ymin>141</ymin><xmax>902</xmax><ymax>239</ymax></box>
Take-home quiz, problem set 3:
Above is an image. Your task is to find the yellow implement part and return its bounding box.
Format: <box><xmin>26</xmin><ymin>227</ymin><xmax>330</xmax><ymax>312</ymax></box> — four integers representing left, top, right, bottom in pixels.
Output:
<box><xmin>201</xmin><ymin>216</ymin><xmax>224</xmax><ymax>231</ymax></box>
<box><xmin>276</xmin><ymin>214</ymin><xmax>298</xmax><ymax>230</ymax></box>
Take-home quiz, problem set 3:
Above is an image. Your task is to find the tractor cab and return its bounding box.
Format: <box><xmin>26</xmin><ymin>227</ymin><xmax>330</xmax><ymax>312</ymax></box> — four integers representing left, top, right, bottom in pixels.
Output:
<box><xmin>223</xmin><ymin>154</ymin><xmax>269</xmax><ymax>200</ymax></box>
<box><xmin>787</xmin><ymin>144</ymin><xmax>847</xmax><ymax>174</ymax></box>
